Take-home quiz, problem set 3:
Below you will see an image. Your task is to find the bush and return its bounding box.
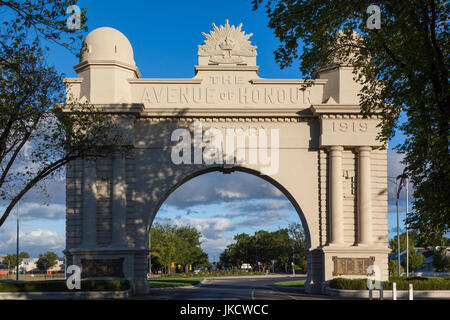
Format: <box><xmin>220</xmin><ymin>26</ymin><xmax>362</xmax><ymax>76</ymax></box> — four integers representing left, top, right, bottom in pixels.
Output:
<box><xmin>329</xmin><ymin>277</ymin><xmax>450</xmax><ymax>290</ymax></box>
<box><xmin>384</xmin><ymin>277</ymin><xmax>450</xmax><ymax>290</ymax></box>
<box><xmin>0</xmin><ymin>280</ymin><xmax>129</xmax><ymax>292</ymax></box>
<box><xmin>329</xmin><ymin>278</ymin><xmax>368</xmax><ymax>290</ymax></box>
<box><xmin>160</xmin><ymin>270</ymin><xmax>267</xmax><ymax>278</ymax></box>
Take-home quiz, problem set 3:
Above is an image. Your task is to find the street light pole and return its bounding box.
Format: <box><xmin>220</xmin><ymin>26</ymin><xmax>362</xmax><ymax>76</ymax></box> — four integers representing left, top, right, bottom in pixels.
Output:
<box><xmin>255</xmin><ymin>233</ymin><xmax>258</xmax><ymax>272</ymax></box>
<box><xmin>292</xmin><ymin>238</ymin><xmax>295</xmax><ymax>276</ymax></box>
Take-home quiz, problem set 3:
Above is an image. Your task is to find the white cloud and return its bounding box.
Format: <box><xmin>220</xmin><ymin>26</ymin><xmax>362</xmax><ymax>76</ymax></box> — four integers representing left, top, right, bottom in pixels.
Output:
<box><xmin>215</xmin><ymin>189</ymin><xmax>248</xmax><ymax>199</ymax></box>
<box><xmin>17</xmin><ymin>202</ymin><xmax>66</xmax><ymax>221</ymax></box>
<box><xmin>199</xmin><ymin>237</ymin><xmax>234</xmax><ymax>261</ymax></box>
<box><xmin>164</xmin><ymin>171</ymin><xmax>285</xmax><ymax>208</ymax></box>
<box><xmin>0</xmin><ymin>226</ymin><xmax>65</xmax><ymax>257</ymax></box>
<box><xmin>170</xmin><ymin>216</ymin><xmax>235</xmax><ymax>240</ymax></box>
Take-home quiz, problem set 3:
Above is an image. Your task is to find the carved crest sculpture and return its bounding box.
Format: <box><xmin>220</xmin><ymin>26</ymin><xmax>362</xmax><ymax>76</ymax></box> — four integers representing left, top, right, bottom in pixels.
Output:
<box><xmin>198</xmin><ymin>19</ymin><xmax>257</xmax><ymax>65</ymax></box>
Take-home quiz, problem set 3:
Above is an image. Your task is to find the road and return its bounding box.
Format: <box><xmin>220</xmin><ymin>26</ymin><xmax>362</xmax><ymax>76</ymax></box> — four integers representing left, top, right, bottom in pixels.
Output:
<box><xmin>134</xmin><ymin>275</ymin><xmax>342</xmax><ymax>300</ymax></box>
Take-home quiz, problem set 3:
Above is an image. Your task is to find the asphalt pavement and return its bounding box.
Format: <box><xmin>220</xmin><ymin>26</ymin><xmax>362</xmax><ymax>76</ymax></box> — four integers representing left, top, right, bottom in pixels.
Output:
<box><xmin>132</xmin><ymin>275</ymin><xmax>340</xmax><ymax>300</ymax></box>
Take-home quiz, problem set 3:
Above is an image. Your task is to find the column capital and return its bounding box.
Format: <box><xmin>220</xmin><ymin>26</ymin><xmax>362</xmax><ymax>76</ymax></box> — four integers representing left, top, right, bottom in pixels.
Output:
<box><xmin>357</xmin><ymin>146</ymin><xmax>372</xmax><ymax>152</ymax></box>
<box><xmin>328</xmin><ymin>146</ymin><xmax>344</xmax><ymax>152</ymax></box>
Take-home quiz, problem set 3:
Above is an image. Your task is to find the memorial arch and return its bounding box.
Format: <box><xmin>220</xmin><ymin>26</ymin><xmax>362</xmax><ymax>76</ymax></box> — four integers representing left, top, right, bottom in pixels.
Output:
<box><xmin>63</xmin><ymin>21</ymin><xmax>390</xmax><ymax>295</ymax></box>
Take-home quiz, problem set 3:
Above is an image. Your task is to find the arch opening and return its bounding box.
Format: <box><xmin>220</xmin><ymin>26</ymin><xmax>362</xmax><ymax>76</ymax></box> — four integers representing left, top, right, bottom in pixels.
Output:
<box><xmin>146</xmin><ymin>166</ymin><xmax>312</xmax><ymax>275</ymax></box>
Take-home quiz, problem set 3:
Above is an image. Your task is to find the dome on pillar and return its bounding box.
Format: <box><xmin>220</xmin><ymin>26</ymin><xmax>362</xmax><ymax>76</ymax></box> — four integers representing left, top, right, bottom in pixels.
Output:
<box><xmin>80</xmin><ymin>27</ymin><xmax>136</xmax><ymax>66</ymax></box>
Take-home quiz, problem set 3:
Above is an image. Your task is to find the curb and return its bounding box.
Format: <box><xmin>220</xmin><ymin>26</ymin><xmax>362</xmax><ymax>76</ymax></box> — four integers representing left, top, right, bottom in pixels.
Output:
<box><xmin>0</xmin><ymin>289</ymin><xmax>131</xmax><ymax>300</ymax></box>
<box><xmin>324</xmin><ymin>287</ymin><xmax>450</xmax><ymax>299</ymax></box>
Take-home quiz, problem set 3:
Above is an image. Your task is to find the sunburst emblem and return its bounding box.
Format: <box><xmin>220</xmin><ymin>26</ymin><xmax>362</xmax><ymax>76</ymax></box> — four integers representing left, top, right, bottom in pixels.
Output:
<box><xmin>198</xmin><ymin>19</ymin><xmax>257</xmax><ymax>64</ymax></box>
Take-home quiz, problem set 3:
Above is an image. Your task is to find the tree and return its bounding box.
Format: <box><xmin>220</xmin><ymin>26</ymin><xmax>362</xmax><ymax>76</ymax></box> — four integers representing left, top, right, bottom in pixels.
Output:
<box><xmin>219</xmin><ymin>226</ymin><xmax>308</xmax><ymax>272</ymax></box>
<box><xmin>390</xmin><ymin>231</ymin><xmax>449</xmax><ymax>252</ymax></box>
<box><xmin>2</xmin><ymin>254</ymin><xmax>17</xmax><ymax>270</ymax></box>
<box><xmin>19</xmin><ymin>252</ymin><xmax>30</xmax><ymax>259</ymax></box>
<box><xmin>288</xmin><ymin>223</ymin><xmax>307</xmax><ymax>271</ymax></box>
<box><xmin>389</xmin><ymin>260</ymin><xmax>404</xmax><ymax>278</ymax></box>
<box><xmin>150</xmin><ymin>223</ymin><xmax>209</xmax><ymax>274</ymax></box>
<box><xmin>2</xmin><ymin>252</ymin><xmax>29</xmax><ymax>270</ymax></box>
<box><xmin>389</xmin><ymin>232</ymin><xmax>417</xmax><ymax>253</ymax></box>
<box><xmin>252</xmin><ymin>0</ymin><xmax>449</xmax><ymax>244</ymax></box>
<box><xmin>433</xmin><ymin>247</ymin><xmax>450</xmax><ymax>272</ymax></box>
<box><xmin>36</xmin><ymin>251</ymin><xmax>58</xmax><ymax>271</ymax></box>
<box><xmin>403</xmin><ymin>249</ymin><xmax>424</xmax><ymax>275</ymax></box>
<box><xmin>0</xmin><ymin>1</ymin><xmax>122</xmax><ymax>228</ymax></box>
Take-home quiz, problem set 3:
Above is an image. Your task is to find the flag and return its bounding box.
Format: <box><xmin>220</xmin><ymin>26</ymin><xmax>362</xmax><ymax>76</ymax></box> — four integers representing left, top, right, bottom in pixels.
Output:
<box><xmin>397</xmin><ymin>176</ymin><xmax>407</xmax><ymax>200</ymax></box>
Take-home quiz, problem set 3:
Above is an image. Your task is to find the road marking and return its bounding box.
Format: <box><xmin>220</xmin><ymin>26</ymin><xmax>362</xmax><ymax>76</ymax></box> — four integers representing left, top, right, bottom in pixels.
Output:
<box><xmin>270</xmin><ymin>285</ymin><xmax>298</xmax><ymax>300</ymax></box>
<box><xmin>251</xmin><ymin>289</ymin><xmax>255</xmax><ymax>300</ymax></box>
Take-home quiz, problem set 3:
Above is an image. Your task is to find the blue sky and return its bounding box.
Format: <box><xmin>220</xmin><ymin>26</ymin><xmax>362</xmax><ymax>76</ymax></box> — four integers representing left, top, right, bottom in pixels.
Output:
<box><xmin>0</xmin><ymin>0</ymin><xmax>411</xmax><ymax>260</ymax></box>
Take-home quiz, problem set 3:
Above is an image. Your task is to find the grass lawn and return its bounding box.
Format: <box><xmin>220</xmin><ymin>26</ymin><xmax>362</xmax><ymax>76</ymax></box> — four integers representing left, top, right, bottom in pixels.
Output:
<box><xmin>273</xmin><ymin>280</ymin><xmax>306</xmax><ymax>287</ymax></box>
<box><xmin>148</xmin><ymin>277</ymin><xmax>204</xmax><ymax>288</ymax></box>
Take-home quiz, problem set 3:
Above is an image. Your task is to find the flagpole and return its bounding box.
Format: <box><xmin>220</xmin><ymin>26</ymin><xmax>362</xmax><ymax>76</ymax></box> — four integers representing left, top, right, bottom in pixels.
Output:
<box><xmin>406</xmin><ymin>177</ymin><xmax>409</xmax><ymax>277</ymax></box>
<box><xmin>16</xmin><ymin>201</ymin><xmax>19</xmax><ymax>281</ymax></box>
<box><xmin>396</xmin><ymin>179</ymin><xmax>400</xmax><ymax>277</ymax></box>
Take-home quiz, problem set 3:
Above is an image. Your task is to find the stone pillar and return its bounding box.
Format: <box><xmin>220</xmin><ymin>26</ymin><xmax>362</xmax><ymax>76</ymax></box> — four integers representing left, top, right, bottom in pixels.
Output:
<box><xmin>329</xmin><ymin>146</ymin><xmax>344</xmax><ymax>245</ymax></box>
<box><xmin>111</xmin><ymin>150</ymin><xmax>127</xmax><ymax>246</ymax></box>
<box><xmin>82</xmin><ymin>159</ymin><xmax>97</xmax><ymax>247</ymax></box>
<box><xmin>358</xmin><ymin>146</ymin><xmax>372</xmax><ymax>245</ymax></box>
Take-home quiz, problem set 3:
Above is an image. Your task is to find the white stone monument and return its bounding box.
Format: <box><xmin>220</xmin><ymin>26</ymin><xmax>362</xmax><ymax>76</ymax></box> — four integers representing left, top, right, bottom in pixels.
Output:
<box><xmin>63</xmin><ymin>21</ymin><xmax>389</xmax><ymax>295</ymax></box>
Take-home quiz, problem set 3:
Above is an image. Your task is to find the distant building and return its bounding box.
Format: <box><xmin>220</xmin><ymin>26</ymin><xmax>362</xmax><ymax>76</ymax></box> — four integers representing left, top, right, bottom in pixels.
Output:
<box><xmin>388</xmin><ymin>246</ymin><xmax>450</xmax><ymax>273</ymax></box>
<box><xmin>18</xmin><ymin>257</ymin><xmax>65</xmax><ymax>274</ymax></box>
<box><xmin>19</xmin><ymin>258</ymin><xmax>39</xmax><ymax>273</ymax></box>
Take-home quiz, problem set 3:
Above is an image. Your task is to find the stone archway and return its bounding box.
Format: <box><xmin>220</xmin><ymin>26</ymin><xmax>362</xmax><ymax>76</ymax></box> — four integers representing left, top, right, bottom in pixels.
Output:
<box><xmin>147</xmin><ymin>166</ymin><xmax>313</xmax><ymax>288</ymax></box>
<box><xmin>63</xmin><ymin>21</ymin><xmax>390</xmax><ymax>295</ymax></box>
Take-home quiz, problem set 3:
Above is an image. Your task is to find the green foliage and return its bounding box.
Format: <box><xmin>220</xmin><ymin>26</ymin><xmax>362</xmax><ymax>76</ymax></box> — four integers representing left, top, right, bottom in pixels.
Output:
<box><xmin>0</xmin><ymin>1</ymin><xmax>123</xmax><ymax>228</ymax></box>
<box><xmin>2</xmin><ymin>252</ymin><xmax>29</xmax><ymax>270</ymax></box>
<box><xmin>329</xmin><ymin>277</ymin><xmax>450</xmax><ymax>290</ymax></box>
<box><xmin>219</xmin><ymin>223</ymin><xmax>307</xmax><ymax>272</ymax></box>
<box><xmin>19</xmin><ymin>252</ymin><xmax>30</xmax><ymax>259</ymax></box>
<box><xmin>150</xmin><ymin>223</ymin><xmax>209</xmax><ymax>273</ymax></box>
<box><xmin>389</xmin><ymin>260</ymin><xmax>405</xmax><ymax>278</ymax></box>
<box><xmin>389</xmin><ymin>231</ymin><xmax>418</xmax><ymax>253</ymax></box>
<box><xmin>2</xmin><ymin>254</ymin><xmax>19</xmax><ymax>270</ymax></box>
<box><xmin>403</xmin><ymin>249</ymin><xmax>424</xmax><ymax>273</ymax></box>
<box><xmin>252</xmin><ymin>0</ymin><xmax>450</xmax><ymax>243</ymax></box>
<box><xmin>390</xmin><ymin>231</ymin><xmax>450</xmax><ymax>251</ymax></box>
<box><xmin>36</xmin><ymin>252</ymin><xmax>58</xmax><ymax>270</ymax></box>
<box><xmin>433</xmin><ymin>247</ymin><xmax>450</xmax><ymax>272</ymax></box>
<box><xmin>160</xmin><ymin>270</ymin><xmax>266</xmax><ymax>278</ymax></box>
<box><xmin>0</xmin><ymin>280</ymin><xmax>129</xmax><ymax>292</ymax></box>
<box><xmin>273</xmin><ymin>280</ymin><xmax>306</xmax><ymax>287</ymax></box>
<box><xmin>148</xmin><ymin>277</ymin><xmax>203</xmax><ymax>288</ymax></box>
<box><xmin>329</xmin><ymin>278</ymin><xmax>368</xmax><ymax>290</ymax></box>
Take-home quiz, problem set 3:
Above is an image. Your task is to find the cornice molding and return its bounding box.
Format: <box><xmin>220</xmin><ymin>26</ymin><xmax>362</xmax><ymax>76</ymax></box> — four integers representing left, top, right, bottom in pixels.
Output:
<box><xmin>73</xmin><ymin>60</ymin><xmax>141</xmax><ymax>78</ymax></box>
<box><xmin>128</xmin><ymin>78</ymin><xmax>203</xmax><ymax>84</ymax></box>
<box><xmin>250</xmin><ymin>79</ymin><xmax>328</xmax><ymax>85</ymax></box>
<box><xmin>140</xmin><ymin>107</ymin><xmax>313</xmax><ymax>118</ymax></box>
<box><xmin>194</xmin><ymin>65</ymin><xmax>259</xmax><ymax>73</ymax></box>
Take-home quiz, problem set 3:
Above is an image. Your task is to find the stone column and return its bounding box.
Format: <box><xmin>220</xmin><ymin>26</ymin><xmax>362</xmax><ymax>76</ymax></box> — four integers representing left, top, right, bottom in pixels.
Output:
<box><xmin>111</xmin><ymin>150</ymin><xmax>127</xmax><ymax>246</ymax></box>
<box><xmin>82</xmin><ymin>159</ymin><xmax>97</xmax><ymax>247</ymax></box>
<box><xmin>329</xmin><ymin>146</ymin><xmax>344</xmax><ymax>245</ymax></box>
<box><xmin>358</xmin><ymin>146</ymin><xmax>372</xmax><ymax>245</ymax></box>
